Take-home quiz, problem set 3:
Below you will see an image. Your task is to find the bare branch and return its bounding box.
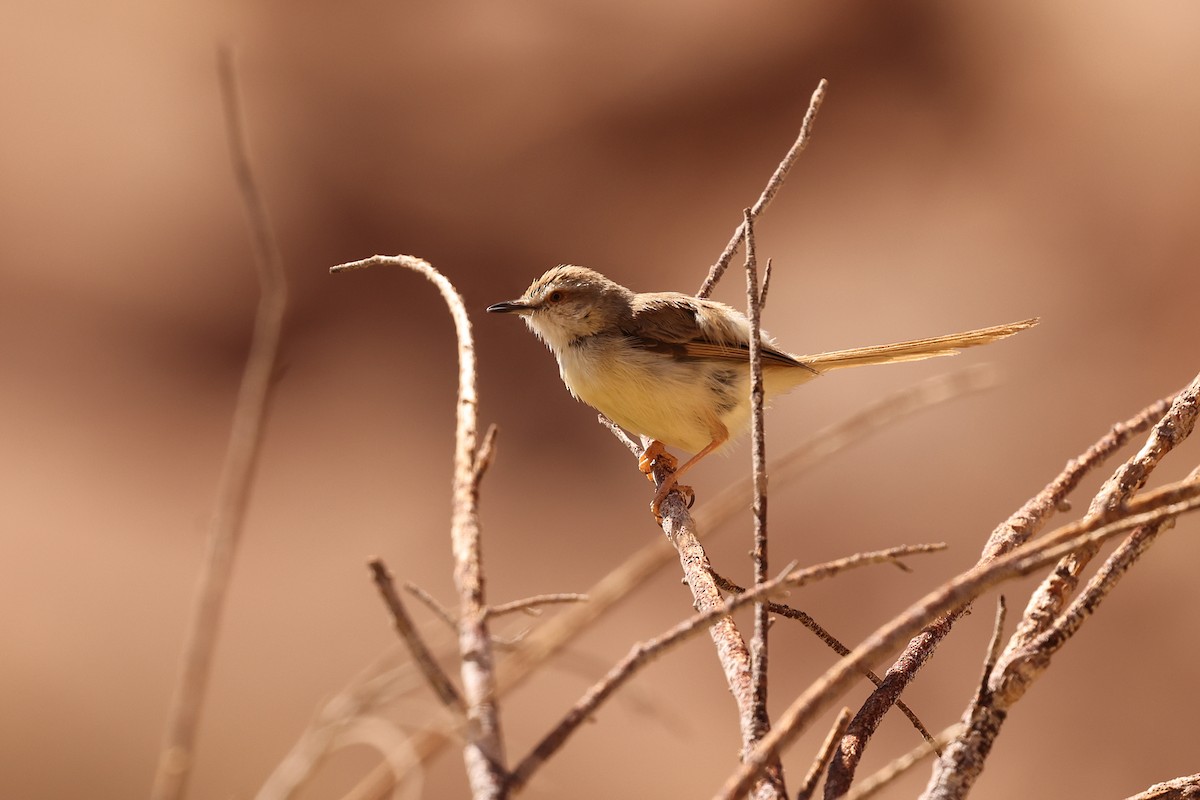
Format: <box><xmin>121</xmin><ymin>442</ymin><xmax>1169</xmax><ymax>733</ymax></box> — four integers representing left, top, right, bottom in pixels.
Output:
<box><xmin>368</xmin><ymin>559</ymin><xmax>465</xmax><ymax>712</ymax></box>
<box><xmin>151</xmin><ymin>46</ymin><xmax>289</xmax><ymax>800</ymax></box>
<box><xmin>1008</xmin><ymin>375</ymin><xmax>1199</xmax><ymax>648</ymax></box>
<box><xmin>508</xmin><ymin>546</ymin><xmax>943</xmax><ymax>792</ymax></box>
<box><xmin>796</xmin><ymin>709</ymin><xmax>852</xmax><ymax>800</ymax></box>
<box><xmin>1123</xmin><ymin>774</ymin><xmax>1200</xmax><ymax>800</ymax></box>
<box><xmin>716</xmin><ymin>477</ymin><xmax>1200</xmax><ymax>800</ymax></box>
<box><xmin>824</xmin><ymin>390</ymin><xmax>1177</xmax><ymax>798</ymax></box>
<box><xmin>697</xmin><ymin>78</ymin><xmax>828</xmax><ymax>298</ymax></box>
<box><xmin>923</xmin><ymin>375</ymin><xmax>1200</xmax><ymax>800</ymax></box>
<box><xmin>331</xmin><ymin>254</ymin><xmax>506</xmax><ymax>798</ymax></box>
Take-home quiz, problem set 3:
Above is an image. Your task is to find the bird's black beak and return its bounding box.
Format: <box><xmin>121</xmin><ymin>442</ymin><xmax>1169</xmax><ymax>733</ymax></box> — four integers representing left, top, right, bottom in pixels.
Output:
<box><xmin>486</xmin><ymin>300</ymin><xmax>532</xmax><ymax>315</ymax></box>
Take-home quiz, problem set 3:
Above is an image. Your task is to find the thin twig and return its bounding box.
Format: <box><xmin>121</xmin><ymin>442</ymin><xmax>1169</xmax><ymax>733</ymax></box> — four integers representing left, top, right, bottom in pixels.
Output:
<box><xmin>742</xmin><ymin>209</ymin><xmax>774</xmax><ymax>765</ymax></box>
<box><xmin>488</xmin><ymin>594</ymin><xmax>589</xmax><ymax>618</ymax></box>
<box><xmin>697</xmin><ymin>78</ymin><xmax>828</xmax><ymax>298</ymax></box>
<box><xmin>331</xmin><ymin>255</ymin><xmax>506</xmax><ymax>798</ymax></box>
<box><xmin>978</xmin><ymin>597</ymin><xmax>1007</xmax><ymax>699</ymax></box>
<box><xmin>843</xmin><ymin>724</ymin><xmax>964</xmax><ymax>800</ymax></box>
<box><xmin>150</xmin><ymin>46</ymin><xmax>288</xmax><ymax>800</ymax></box>
<box><xmin>824</xmin><ymin>391</ymin><xmax>1177</xmax><ymax>798</ymax></box>
<box><xmin>404</xmin><ymin>582</ymin><xmax>458</xmax><ymax>631</ymax></box>
<box><xmin>507</xmin><ymin>545</ymin><xmax>944</xmax><ymax>792</ymax></box>
<box><xmin>715</xmin><ymin>478</ymin><xmax>1200</xmax><ymax>800</ymax></box>
<box><xmin>368</xmin><ymin>559</ymin><xmax>465</xmax><ymax>712</ymax></box>
<box><xmin>797</xmin><ymin>709</ymin><xmax>852</xmax><ymax>800</ymax></box>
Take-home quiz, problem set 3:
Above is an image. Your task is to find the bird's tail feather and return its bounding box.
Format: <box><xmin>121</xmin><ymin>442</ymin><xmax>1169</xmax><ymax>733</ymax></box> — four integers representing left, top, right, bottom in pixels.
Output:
<box><xmin>795</xmin><ymin>318</ymin><xmax>1039</xmax><ymax>373</ymax></box>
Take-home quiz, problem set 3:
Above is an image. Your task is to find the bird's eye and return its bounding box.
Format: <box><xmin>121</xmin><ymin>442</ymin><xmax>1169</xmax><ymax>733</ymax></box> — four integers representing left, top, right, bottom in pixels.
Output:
<box><xmin>548</xmin><ymin>291</ymin><xmax>564</xmax><ymax>303</ymax></box>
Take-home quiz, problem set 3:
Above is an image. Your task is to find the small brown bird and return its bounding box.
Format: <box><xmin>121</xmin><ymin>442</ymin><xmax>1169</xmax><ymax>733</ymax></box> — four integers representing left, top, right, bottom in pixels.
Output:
<box><xmin>488</xmin><ymin>265</ymin><xmax>1037</xmax><ymax>518</ymax></box>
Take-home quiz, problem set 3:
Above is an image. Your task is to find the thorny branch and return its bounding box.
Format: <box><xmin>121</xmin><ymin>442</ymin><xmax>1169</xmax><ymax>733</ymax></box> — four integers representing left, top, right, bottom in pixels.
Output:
<box><xmin>151</xmin><ymin>47</ymin><xmax>288</xmax><ymax>800</ymax></box>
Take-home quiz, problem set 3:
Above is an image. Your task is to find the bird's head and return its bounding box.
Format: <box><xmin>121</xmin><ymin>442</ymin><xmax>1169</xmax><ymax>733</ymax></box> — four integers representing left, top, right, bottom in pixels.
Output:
<box><xmin>487</xmin><ymin>265</ymin><xmax>634</xmax><ymax>353</ymax></box>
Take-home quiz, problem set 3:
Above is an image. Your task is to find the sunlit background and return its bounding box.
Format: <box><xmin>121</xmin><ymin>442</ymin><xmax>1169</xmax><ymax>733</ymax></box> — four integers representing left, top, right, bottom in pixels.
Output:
<box><xmin>4</xmin><ymin>2</ymin><xmax>1199</xmax><ymax>798</ymax></box>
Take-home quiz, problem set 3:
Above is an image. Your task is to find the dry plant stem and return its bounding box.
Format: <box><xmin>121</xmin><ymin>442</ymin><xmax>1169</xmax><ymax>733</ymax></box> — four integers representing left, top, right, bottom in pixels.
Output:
<box><xmin>150</xmin><ymin>47</ymin><xmax>288</xmax><ymax>800</ymax></box>
<box><xmin>487</xmin><ymin>594</ymin><xmax>589</xmax><ymax>618</ymax></box>
<box><xmin>796</xmin><ymin>709</ymin><xmax>852</xmax><ymax>800</ymax></box>
<box><xmin>742</xmin><ymin>210</ymin><xmax>775</xmax><ymax>764</ymax></box>
<box><xmin>697</xmin><ymin>78</ymin><xmax>828</xmax><ymax>298</ymax></box>
<box><xmin>843</xmin><ymin>724</ymin><xmax>964</xmax><ymax>800</ymax></box>
<box><xmin>331</xmin><ymin>255</ymin><xmax>506</xmax><ymax>799</ymax></box>
<box><xmin>506</xmin><ymin>546</ymin><xmax>943</xmax><ymax>792</ymax></box>
<box><xmin>404</xmin><ymin>582</ymin><xmax>458</xmax><ymax>631</ymax></box>
<box><xmin>368</xmin><ymin>559</ymin><xmax>465</xmax><ymax>712</ymax></box>
<box><xmin>822</xmin><ymin>393</ymin><xmax>1176</xmax><ymax>799</ymax></box>
<box><xmin>1124</xmin><ymin>774</ymin><xmax>1200</xmax><ymax>800</ymax></box>
<box><xmin>710</xmin><ymin>572</ymin><xmax>935</xmax><ymax>746</ymax></box>
<box><xmin>925</xmin><ymin>375</ymin><xmax>1200</xmax><ymax>800</ymax></box>
<box><xmin>715</xmin><ymin>478</ymin><xmax>1200</xmax><ymax>800</ymax></box>
<box><xmin>342</xmin><ymin>371</ymin><xmax>997</xmax><ymax>800</ymax></box>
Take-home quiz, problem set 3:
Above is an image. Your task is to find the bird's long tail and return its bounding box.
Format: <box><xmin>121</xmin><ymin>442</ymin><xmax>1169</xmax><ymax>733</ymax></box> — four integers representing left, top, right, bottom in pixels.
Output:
<box><xmin>795</xmin><ymin>318</ymin><xmax>1039</xmax><ymax>373</ymax></box>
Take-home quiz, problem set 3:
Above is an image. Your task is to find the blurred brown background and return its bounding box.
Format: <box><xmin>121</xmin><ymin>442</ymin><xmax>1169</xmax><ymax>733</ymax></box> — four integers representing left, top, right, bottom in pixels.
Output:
<box><xmin>3</xmin><ymin>2</ymin><xmax>1199</xmax><ymax>799</ymax></box>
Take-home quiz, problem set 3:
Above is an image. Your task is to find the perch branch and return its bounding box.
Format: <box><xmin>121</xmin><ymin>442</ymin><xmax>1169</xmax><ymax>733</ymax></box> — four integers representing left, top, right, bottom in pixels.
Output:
<box><xmin>151</xmin><ymin>46</ymin><xmax>289</xmax><ymax>800</ymax></box>
<box><xmin>331</xmin><ymin>254</ymin><xmax>506</xmax><ymax>798</ymax></box>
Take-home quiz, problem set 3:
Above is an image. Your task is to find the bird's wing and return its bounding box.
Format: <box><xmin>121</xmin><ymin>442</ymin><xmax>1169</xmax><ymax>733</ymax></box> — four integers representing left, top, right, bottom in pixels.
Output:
<box><xmin>625</xmin><ymin>294</ymin><xmax>808</xmax><ymax>369</ymax></box>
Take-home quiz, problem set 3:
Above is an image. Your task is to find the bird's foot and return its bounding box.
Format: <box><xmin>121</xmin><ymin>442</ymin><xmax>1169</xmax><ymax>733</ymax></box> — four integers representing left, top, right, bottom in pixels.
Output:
<box><xmin>650</xmin><ymin>480</ymin><xmax>695</xmax><ymax>524</ymax></box>
<box><xmin>638</xmin><ymin>440</ymin><xmax>678</xmax><ymax>483</ymax></box>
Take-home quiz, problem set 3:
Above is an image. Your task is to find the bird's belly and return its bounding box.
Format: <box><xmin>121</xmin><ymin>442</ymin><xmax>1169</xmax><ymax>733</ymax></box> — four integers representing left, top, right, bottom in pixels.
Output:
<box><xmin>558</xmin><ymin>343</ymin><xmax>744</xmax><ymax>454</ymax></box>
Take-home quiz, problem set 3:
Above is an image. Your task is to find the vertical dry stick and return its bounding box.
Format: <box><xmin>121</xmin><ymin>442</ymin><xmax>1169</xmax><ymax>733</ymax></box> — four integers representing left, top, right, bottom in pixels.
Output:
<box><xmin>743</xmin><ymin>210</ymin><xmax>774</xmax><ymax>757</ymax></box>
<box><xmin>697</xmin><ymin>78</ymin><xmax>828</xmax><ymax>298</ymax></box>
<box><xmin>150</xmin><ymin>47</ymin><xmax>288</xmax><ymax>800</ymax></box>
<box><xmin>822</xmin><ymin>394</ymin><xmax>1175</xmax><ymax>799</ymax></box>
<box><xmin>330</xmin><ymin>255</ymin><xmax>506</xmax><ymax>799</ymax></box>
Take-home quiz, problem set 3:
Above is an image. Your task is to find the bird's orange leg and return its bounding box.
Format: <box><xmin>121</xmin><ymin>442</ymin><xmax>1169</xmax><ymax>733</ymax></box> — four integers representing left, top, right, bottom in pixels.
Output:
<box><xmin>650</xmin><ymin>425</ymin><xmax>728</xmax><ymax>521</ymax></box>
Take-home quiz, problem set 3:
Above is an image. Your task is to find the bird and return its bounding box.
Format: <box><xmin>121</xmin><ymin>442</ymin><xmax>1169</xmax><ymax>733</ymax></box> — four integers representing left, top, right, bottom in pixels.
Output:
<box><xmin>487</xmin><ymin>265</ymin><xmax>1037</xmax><ymax>520</ymax></box>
